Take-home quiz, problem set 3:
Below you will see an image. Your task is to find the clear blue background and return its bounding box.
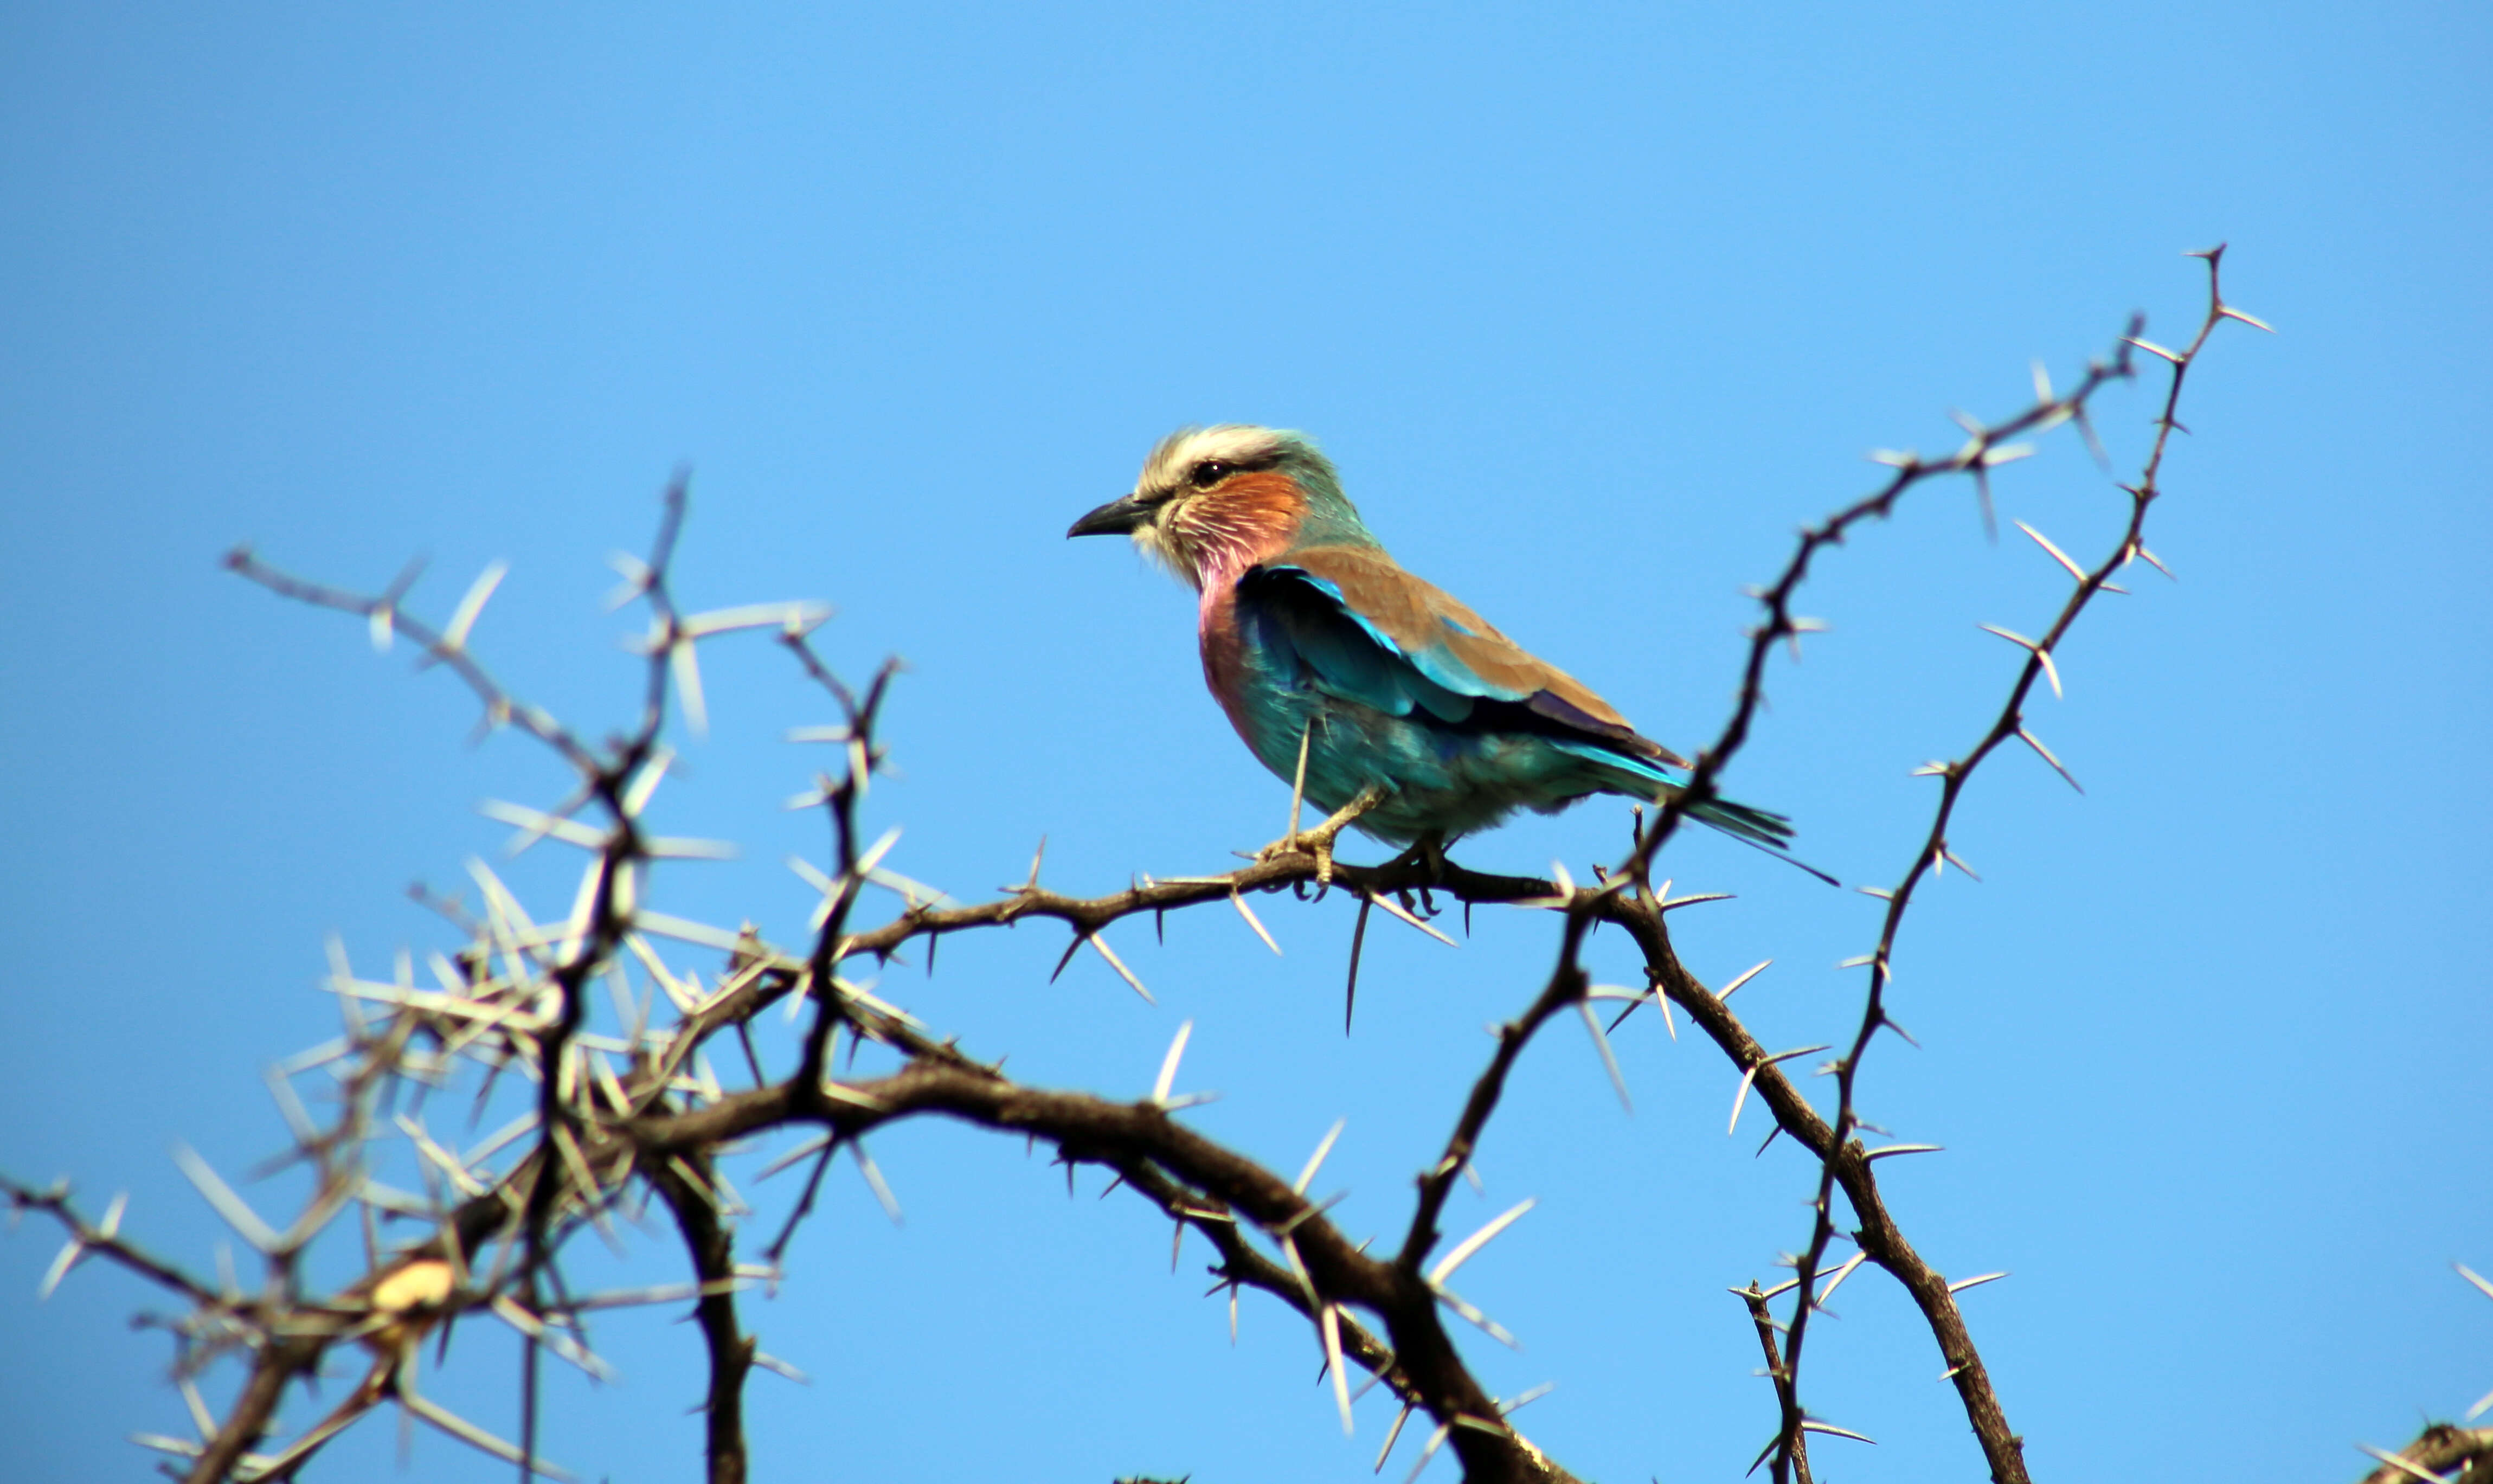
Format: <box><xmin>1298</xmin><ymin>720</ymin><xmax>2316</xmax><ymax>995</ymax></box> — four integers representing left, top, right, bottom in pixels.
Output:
<box><xmin>4</xmin><ymin>4</ymin><xmax>2486</xmax><ymax>1481</ymax></box>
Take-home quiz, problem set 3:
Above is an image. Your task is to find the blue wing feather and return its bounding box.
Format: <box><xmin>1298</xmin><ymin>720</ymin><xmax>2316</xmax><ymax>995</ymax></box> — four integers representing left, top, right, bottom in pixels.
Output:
<box><xmin>1252</xmin><ymin>566</ymin><xmax>1483</xmax><ymax>722</ymax></box>
<box><xmin>1236</xmin><ymin>562</ymin><xmax>1813</xmax><ymax>866</ymax></box>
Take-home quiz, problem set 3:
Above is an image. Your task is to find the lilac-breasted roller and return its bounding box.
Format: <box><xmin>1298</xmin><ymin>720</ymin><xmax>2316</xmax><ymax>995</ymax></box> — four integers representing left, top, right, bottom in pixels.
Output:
<box><xmin>1069</xmin><ymin>425</ymin><xmax>1808</xmax><ymax>866</ymax></box>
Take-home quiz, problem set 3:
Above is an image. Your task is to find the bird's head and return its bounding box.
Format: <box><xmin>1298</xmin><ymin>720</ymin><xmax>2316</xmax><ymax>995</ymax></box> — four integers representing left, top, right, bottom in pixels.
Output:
<box><xmin>1068</xmin><ymin>425</ymin><xmax>1378</xmax><ymax>589</ymax></box>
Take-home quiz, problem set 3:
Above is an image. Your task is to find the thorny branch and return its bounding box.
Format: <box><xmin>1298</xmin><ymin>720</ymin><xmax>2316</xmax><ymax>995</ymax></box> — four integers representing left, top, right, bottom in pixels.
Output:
<box><xmin>1751</xmin><ymin>246</ymin><xmax>2259</xmax><ymax>1484</ymax></box>
<box><xmin>651</xmin><ymin>1152</ymin><xmax>755</xmax><ymax>1484</ymax></box>
<box><xmin>1737</xmin><ymin>1282</ymin><xmax>1813</xmax><ymax>1484</ymax></box>
<box><xmin>2354</xmin><ymin>1425</ymin><xmax>2493</xmax><ymax>1484</ymax></box>
<box><xmin>3</xmin><ymin>256</ymin><xmax>2301</xmax><ymax>1484</ymax></box>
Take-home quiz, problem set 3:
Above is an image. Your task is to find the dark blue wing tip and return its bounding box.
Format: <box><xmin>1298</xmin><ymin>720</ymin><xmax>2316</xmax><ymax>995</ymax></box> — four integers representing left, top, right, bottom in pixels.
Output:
<box><xmin>1690</xmin><ymin>800</ymin><xmax>1838</xmax><ymax>886</ymax></box>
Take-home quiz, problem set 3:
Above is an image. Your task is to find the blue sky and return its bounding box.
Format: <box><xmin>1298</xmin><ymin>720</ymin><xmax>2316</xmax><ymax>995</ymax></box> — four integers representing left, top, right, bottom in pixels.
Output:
<box><xmin>3</xmin><ymin>4</ymin><xmax>2486</xmax><ymax>1481</ymax></box>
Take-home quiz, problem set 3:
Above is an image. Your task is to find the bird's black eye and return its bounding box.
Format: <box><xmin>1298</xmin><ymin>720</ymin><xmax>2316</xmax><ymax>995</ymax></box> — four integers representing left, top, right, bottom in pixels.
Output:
<box><xmin>1189</xmin><ymin>460</ymin><xmax>1236</xmax><ymax>489</ymax></box>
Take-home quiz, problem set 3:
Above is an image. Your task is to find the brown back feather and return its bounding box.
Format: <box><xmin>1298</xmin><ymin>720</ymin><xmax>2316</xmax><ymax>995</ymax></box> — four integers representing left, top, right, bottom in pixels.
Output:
<box><xmin>1282</xmin><ymin>546</ymin><xmax>1690</xmax><ymax>768</ymax></box>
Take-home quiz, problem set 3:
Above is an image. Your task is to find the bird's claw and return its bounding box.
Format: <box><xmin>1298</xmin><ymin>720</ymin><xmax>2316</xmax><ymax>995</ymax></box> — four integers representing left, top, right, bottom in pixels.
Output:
<box><xmin>1259</xmin><ymin>787</ymin><xmax>1387</xmax><ymax>891</ymax></box>
<box><xmin>1396</xmin><ymin>884</ymin><xmax>1443</xmax><ymax>920</ymax></box>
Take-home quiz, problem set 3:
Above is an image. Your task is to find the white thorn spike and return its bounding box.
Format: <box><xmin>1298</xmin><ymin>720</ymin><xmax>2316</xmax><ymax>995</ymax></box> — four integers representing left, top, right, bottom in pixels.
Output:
<box><xmin>621</xmin><ymin>746</ymin><xmax>675</xmax><ymax>817</ymax></box>
<box><xmin>1729</xmin><ymin>1065</ymin><xmax>1759</xmax><ymax>1136</ymax></box>
<box><xmin>669</xmin><ymin>635</ymin><xmax>708</xmax><ymax>737</ymax></box>
<box><xmin>1815</xmin><ymin>1249</ymin><xmax>1869</xmax><ymax>1308</ymax></box>
<box><xmin>2013</xmin><ymin>520</ymin><xmax>2089</xmax><ymax>583</ymax></box>
<box><xmin>854</xmin><ymin>826</ymin><xmax>903</xmax><ymax>878</ymax></box>
<box><xmin>2355</xmin><ymin>1443</ymin><xmax>2457</xmax><ymax>1484</ymax></box>
<box><xmin>1295</xmin><ymin>1119</ymin><xmax>1346</xmax><ymax>1196</ymax></box>
<box><xmin>1718</xmin><ymin>960</ymin><xmax>1771</xmax><ymax>998</ymax></box>
<box><xmin>1085</xmin><ymin>931</ymin><xmax>1154</xmax><ymax>1004</ymax></box>
<box><xmin>1375</xmin><ymin>1404</ymin><xmax>1412</xmax><ymax>1472</ymax></box>
<box><xmin>1575</xmin><ymin>1000</ymin><xmax>1632</xmax><ymax>1112</ymax></box>
<box><xmin>171</xmin><ymin>1145</ymin><xmax>280</xmax><ymax>1252</ymax></box>
<box><xmin>1151</xmin><ymin>1020</ymin><xmax>1193</xmax><ymax>1106</ymax></box>
<box><xmin>1404</xmin><ymin>1421</ymin><xmax>1454</xmax><ymax>1484</ymax></box>
<box><xmin>442</xmin><ymin>561</ymin><xmax>510</xmax><ymax>651</ymax></box>
<box><xmin>1322</xmin><ymin>1303</ymin><xmax>1354</xmax><ymax>1435</ymax></box>
<box><xmin>1232</xmin><ymin>891</ymin><xmax>1282</xmax><ymax>955</ymax></box>
<box><xmin>1429</xmin><ymin>1198</ymin><xmax>1536</xmax><ymax>1286</ymax></box>
<box><xmin>2017</xmin><ymin>726</ymin><xmax>2085</xmax><ymax>793</ymax></box>
<box><xmin>1370</xmin><ymin>891</ymin><xmax>1456</xmax><ymax>946</ymax></box>
<box><xmin>1978</xmin><ymin>624</ymin><xmax>2061</xmax><ymax>695</ymax></box>
<box><xmin>38</xmin><ymin>1235</ymin><xmax>85</xmax><ymax>1301</ymax></box>
<box><xmin>851</xmin><ymin>1141</ymin><xmax>902</xmax><ymax>1224</ymax></box>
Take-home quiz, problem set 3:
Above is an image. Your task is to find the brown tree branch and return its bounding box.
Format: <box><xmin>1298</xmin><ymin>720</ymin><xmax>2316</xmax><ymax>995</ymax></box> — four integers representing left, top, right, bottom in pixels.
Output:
<box><xmin>1736</xmin><ymin>1282</ymin><xmax>1813</xmax><ymax>1484</ymax></box>
<box><xmin>2</xmin><ymin>1177</ymin><xmax>223</xmax><ymax>1310</ymax></box>
<box><xmin>627</xmin><ymin>1056</ymin><xmax>1577</xmax><ymax>1483</ymax></box>
<box><xmin>2356</xmin><ymin>1424</ymin><xmax>2493</xmax><ymax>1484</ymax></box>
<box><xmin>651</xmin><ymin>1150</ymin><xmax>755</xmax><ymax>1484</ymax></box>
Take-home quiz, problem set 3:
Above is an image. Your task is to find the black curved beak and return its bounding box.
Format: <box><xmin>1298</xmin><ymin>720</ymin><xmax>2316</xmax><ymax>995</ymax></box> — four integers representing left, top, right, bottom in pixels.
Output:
<box><xmin>1068</xmin><ymin>493</ymin><xmax>1151</xmax><ymax>538</ymax></box>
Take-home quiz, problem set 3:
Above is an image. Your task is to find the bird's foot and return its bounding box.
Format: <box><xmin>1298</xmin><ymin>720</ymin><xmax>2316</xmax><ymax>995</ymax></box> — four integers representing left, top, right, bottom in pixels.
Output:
<box><xmin>1378</xmin><ymin>833</ymin><xmax>1450</xmax><ymax>893</ymax></box>
<box><xmin>1260</xmin><ymin>786</ymin><xmax>1387</xmax><ymax>891</ymax></box>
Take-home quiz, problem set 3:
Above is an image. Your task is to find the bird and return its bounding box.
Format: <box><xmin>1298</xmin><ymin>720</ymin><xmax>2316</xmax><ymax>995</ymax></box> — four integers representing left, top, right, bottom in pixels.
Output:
<box><xmin>1067</xmin><ymin>425</ymin><xmax>1818</xmax><ymax>877</ymax></box>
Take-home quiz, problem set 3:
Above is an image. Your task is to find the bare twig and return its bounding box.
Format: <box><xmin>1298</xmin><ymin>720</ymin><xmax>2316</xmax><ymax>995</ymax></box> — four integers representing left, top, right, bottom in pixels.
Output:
<box><xmin>1759</xmin><ymin>247</ymin><xmax>2258</xmax><ymax>1484</ymax></box>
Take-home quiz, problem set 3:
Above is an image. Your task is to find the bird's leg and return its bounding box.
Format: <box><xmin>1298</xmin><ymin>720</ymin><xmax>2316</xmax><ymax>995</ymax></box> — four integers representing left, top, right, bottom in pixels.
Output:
<box><xmin>1303</xmin><ymin>786</ymin><xmax>1387</xmax><ymax>888</ymax></box>
<box><xmin>1261</xmin><ymin>784</ymin><xmax>1386</xmax><ymax>890</ymax></box>
<box><xmin>1284</xmin><ymin>723</ymin><xmax>1313</xmax><ymax>844</ymax></box>
<box><xmin>1379</xmin><ymin>831</ymin><xmax>1450</xmax><ymax>891</ymax></box>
